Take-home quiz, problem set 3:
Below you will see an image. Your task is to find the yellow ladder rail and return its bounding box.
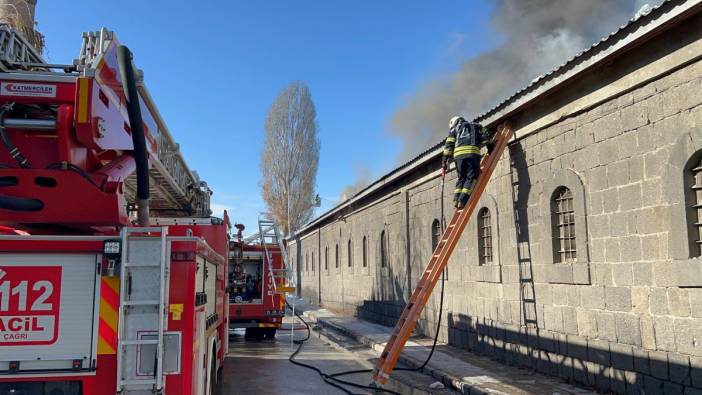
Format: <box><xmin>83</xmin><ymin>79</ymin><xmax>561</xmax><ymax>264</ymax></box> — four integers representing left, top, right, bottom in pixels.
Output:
<box><xmin>371</xmin><ymin>122</ymin><xmax>513</xmax><ymax>386</ymax></box>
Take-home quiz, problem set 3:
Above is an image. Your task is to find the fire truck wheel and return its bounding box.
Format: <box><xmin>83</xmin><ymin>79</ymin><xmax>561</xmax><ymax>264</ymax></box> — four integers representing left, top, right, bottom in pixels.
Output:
<box><xmin>245</xmin><ymin>328</ymin><xmax>265</xmax><ymax>340</ymax></box>
<box><xmin>263</xmin><ymin>328</ymin><xmax>277</xmax><ymax>339</ymax></box>
<box><xmin>209</xmin><ymin>346</ymin><xmax>217</xmax><ymax>395</ymax></box>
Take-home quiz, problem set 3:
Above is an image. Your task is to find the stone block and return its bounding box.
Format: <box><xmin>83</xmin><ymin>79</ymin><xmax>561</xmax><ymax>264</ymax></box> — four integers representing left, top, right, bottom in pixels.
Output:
<box><xmin>577</xmin><ymin>309</ymin><xmax>598</xmax><ymax>338</ymax></box>
<box><xmin>650</xmin><ymin>288</ymin><xmax>669</xmax><ymax>315</ymax></box>
<box><xmin>606</xmin><ymin>287</ymin><xmax>632</xmax><ymax>312</ymax></box>
<box><xmin>581</xmin><ymin>286</ymin><xmax>605</xmax><ymax>309</ymax></box>
<box><xmin>612</xmin><ymin>263</ymin><xmax>634</xmax><ymax>286</ymax></box>
<box><xmin>634</xmin><ymin>348</ymin><xmax>650</xmax><ymax>374</ymax></box>
<box><xmin>644</xmin><ymin>374</ymin><xmax>665</xmax><ymax>394</ymax></box>
<box><xmin>621</xmin><ymin>101</ymin><xmax>650</xmax><ymax>131</ymax></box>
<box><xmin>597</xmin><ymin>312</ymin><xmax>617</xmax><ymax>342</ymax></box>
<box><xmin>621</xmin><ymin>236</ymin><xmax>643</xmax><ymax>263</ymax></box>
<box><xmin>607</xmin><ymin>160</ymin><xmax>630</xmax><ymax>187</ymax></box>
<box><xmin>669</xmin><ymin>288</ymin><xmax>691</xmax><ymax>317</ymax></box>
<box><xmin>602</xmin><ymin>187</ymin><xmax>620</xmax><ymax>213</ymax></box>
<box><xmin>610</xmin><ymin>342</ymin><xmax>634</xmax><ymax>371</ymax></box>
<box><xmin>650</xmin><ymin>350</ymin><xmax>670</xmax><ymax>380</ymax></box>
<box><xmin>588</xmin><ymin>338</ymin><xmax>611</xmax><ymax>365</ymax></box>
<box><xmin>632</xmin><ymin>287</ymin><xmax>650</xmax><ymax>315</ymax></box>
<box><xmin>691</xmin><ymin>356</ymin><xmax>702</xmax><ymax>388</ymax></box>
<box><xmin>620</xmin><ymin>183</ymin><xmax>643</xmax><ymax>212</ymax></box>
<box><xmin>641</xmin><ymin>179</ymin><xmax>663</xmax><ymax>207</ymax></box>
<box><xmin>562</xmin><ymin>306</ymin><xmax>578</xmax><ymax>335</ymax></box>
<box><xmin>654</xmin><ymin>316</ymin><xmax>676</xmax><ymax>352</ymax></box>
<box><xmin>663</xmin><ymin>382</ymin><xmax>685</xmax><ymax>395</ymax></box>
<box><xmin>668</xmin><ymin>353</ymin><xmax>691</xmax><ymax>385</ymax></box>
<box><xmin>610</xmin><ymin>214</ymin><xmax>629</xmax><ymax>238</ymax></box>
<box><xmin>640</xmin><ymin>316</ymin><xmax>657</xmax><ymax>350</ymax></box>
<box><xmin>616</xmin><ymin>314</ymin><xmax>642</xmax><ymax>346</ymax></box>
<box><xmin>567</xmin><ymin>334</ymin><xmax>589</xmax><ymax>360</ymax></box>
<box><xmin>605</xmin><ymin>239</ymin><xmax>622</xmax><ymax>264</ymax></box>
<box><xmin>691</xmin><ymin>289</ymin><xmax>702</xmax><ymax>318</ymax></box>
<box><xmin>674</xmin><ymin>318</ymin><xmax>702</xmax><ymax>357</ymax></box>
<box><xmin>633</xmin><ymin>262</ymin><xmax>653</xmax><ymax>286</ymax></box>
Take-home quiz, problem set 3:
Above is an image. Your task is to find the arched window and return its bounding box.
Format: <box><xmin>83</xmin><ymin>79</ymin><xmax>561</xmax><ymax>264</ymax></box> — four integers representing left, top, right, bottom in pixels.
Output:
<box><xmin>380</xmin><ymin>230</ymin><xmax>388</xmax><ymax>268</ymax></box>
<box><xmin>431</xmin><ymin>219</ymin><xmax>441</xmax><ymax>251</ymax></box>
<box><xmin>312</xmin><ymin>251</ymin><xmax>315</xmax><ymax>272</ymax></box>
<box><xmin>478</xmin><ymin>208</ymin><xmax>493</xmax><ymax>265</ymax></box>
<box><xmin>335</xmin><ymin>244</ymin><xmax>339</xmax><ymax>268</ymax></box>
<box><xmin>348</xmin><ymin>239</ymin><xmax>353</xmax><ymax>267</ymax></box>
<box><xmin>690</xmin><ymin>155</ymin><xmax>702</xmax><ymax>257</ymax></box>
<box><xmin>324</xmin><ymin>247</ymin><xmax>328</xmax><ymax>271</ymax></box>
<box><xmin>552</xmin><ymin>187</ymin><xmax>576</xmax><ymax>263</ymax></box>
<box><xmin>362</xmin><ymin>236</ymin><xmax>368</xmax><ymax>268</ymax></box>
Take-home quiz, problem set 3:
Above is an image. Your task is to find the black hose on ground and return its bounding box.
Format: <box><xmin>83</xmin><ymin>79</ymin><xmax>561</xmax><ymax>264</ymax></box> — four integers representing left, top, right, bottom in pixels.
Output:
<box><xmin>116</xmin><ymin>45</ymin><xmax>150</xmax><ymax>226</ymax></box>
<box><xmin>285</xmin><ymin>301</ymin><xmax>401</xmax><ymax>395</ymax></box>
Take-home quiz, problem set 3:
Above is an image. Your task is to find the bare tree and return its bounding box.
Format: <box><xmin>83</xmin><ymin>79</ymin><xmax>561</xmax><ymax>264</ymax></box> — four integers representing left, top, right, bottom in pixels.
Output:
<box><xmin>0</xmin><ymin>0</ymin><xmax>44</xmax><ymax>53</ymax></box>
<box><xmin>261</xmin><ymin>81</ymin><xmax>320</xmax><ymax>236</ymax></box>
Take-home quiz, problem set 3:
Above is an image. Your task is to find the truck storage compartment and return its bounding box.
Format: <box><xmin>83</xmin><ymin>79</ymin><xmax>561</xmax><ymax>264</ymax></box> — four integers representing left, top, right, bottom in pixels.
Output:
<box><xmin>0</xmin><ymin>253</ymin><xmax>99</xmax><ymax>373</ymax></box>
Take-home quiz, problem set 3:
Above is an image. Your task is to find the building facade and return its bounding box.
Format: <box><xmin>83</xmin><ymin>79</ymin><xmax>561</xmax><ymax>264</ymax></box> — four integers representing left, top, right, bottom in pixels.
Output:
<box><xmin>289</xmin><ymin>1</ymin><xmax>702</xmax><ymax>393</ymax></box>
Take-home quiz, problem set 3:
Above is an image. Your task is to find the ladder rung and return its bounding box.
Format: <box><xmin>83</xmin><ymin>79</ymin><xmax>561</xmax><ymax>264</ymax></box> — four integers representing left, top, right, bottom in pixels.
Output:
<box><xmin>123</xmin><ymin>300</ymin><xmax>160</xmax><ymax>306</ymax></box>
<box><xmin>121</xmin><ymin>339</ymin><xmax>159</xmax><ymax>346</ymax></box>
<box><xmin>121</xmin><ymin>379</ymin><xmax>157</xmax><ymax>386</ymax></box>
<box><xmin>123</xmin><ymin>262</ymin><xmax>161</xmax><ymax>268</ymax></box>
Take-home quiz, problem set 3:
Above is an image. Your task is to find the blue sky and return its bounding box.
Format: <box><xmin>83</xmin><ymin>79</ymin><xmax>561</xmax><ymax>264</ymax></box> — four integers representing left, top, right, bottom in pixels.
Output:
<box><xmin>37</xmin><ymin>1</ymin><xmax>496</xmax><ymax>235</ymax></box>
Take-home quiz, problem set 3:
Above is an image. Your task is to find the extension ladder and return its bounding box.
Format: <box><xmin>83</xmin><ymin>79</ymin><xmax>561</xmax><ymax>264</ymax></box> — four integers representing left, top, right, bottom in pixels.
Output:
<box><xmin>116</xmin><ymin>227</ymin><xmax>169</xmax><ymax>394</ymax></box>
<box><xmin>372</xmin><ymin>123</ymin><xmax>513</xmax><ymax>386</ymax></box>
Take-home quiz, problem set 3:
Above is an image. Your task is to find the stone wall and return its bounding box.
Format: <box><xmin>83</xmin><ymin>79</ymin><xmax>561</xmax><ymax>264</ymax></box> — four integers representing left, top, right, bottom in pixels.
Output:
<box><xmin>289</xmin><ymin>11</ymin><xmax>702</xmax><ymax>394</ymax></box>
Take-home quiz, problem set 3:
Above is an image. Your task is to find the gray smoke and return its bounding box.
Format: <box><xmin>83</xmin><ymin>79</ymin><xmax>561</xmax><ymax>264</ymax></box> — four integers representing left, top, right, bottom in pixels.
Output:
<box><xmin>390</xmin><ymin>0</ymin><xmax>654</xmax><ymax>160</ymax></box>
<box><xmin>338</xmin><ymin>165</ymin><xmax>372</xmax><ymax>203</ymax></box>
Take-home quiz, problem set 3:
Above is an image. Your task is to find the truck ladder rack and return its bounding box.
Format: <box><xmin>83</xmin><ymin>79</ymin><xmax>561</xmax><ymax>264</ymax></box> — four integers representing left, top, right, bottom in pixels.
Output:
<box><xmin>371</xmin><ymin>123</ymin><xmax>513</xmax><ymax>386</ymax></box>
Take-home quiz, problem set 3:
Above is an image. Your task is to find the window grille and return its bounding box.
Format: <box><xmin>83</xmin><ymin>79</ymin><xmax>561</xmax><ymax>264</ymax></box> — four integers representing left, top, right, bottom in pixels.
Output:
<box><xmin>380</xmin><ymin>230</ymin><xmax>387</xmax><ymax>268</ymax></box>
<box><xmin>478</xmin><ymin>208</ymin><xmax>493</xmax><ymax>265</ymax></box>
<box><xmin>692</xmin><ymin>157</ymin><xmax>702</xmax><ymax>257</ymax></box>
<box><xmin>431</xmin><ymin>219</ymin><xmax>441</xmax><ymax>251</ymax></box>
<box><xmin>554</xmin><ymin>187</ymin><xmax>576</xmax><ymax>262</ymax></box>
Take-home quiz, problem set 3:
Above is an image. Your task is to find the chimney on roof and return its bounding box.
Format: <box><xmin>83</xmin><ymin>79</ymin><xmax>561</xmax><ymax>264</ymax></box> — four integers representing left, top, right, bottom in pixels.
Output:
<box><xmin>0</xmin><ymin>0</ymin><xmax>43</xmax><ymax>53</ymax></box>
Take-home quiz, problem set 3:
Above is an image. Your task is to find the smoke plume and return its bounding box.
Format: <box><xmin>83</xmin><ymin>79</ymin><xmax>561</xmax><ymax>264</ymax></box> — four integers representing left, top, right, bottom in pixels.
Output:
<box><xmin>390</xmin><ymin>0</ymin><xmax>653</xmax><ymax>160</ymax></box>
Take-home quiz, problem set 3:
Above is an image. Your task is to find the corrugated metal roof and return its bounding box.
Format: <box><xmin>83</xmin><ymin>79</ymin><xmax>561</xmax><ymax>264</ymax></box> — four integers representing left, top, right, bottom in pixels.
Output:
<box><xmin>475</xmin><ymin>0</ymin><xmax>671</xmax><ymax>122</ymax></box>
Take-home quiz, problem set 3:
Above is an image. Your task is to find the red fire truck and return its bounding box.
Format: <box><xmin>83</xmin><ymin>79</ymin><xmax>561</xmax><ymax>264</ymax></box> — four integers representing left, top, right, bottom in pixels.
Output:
<box><xmin>228</xmin><ymin>220</ymin><xmax>290</xmax><ymax>340</ymax></box>
<box><xmin>0</xmin><ymin>25</ymin><xmax>228</xmax><ymax>395</ymax></box>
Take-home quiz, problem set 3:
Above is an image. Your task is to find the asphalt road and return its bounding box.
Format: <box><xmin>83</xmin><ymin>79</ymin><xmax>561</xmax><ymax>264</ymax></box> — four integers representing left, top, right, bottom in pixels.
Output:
<box><xmin>216</xmin><ymin>326</ymin><xmax>380</xmax><ymax>395</ymax></box>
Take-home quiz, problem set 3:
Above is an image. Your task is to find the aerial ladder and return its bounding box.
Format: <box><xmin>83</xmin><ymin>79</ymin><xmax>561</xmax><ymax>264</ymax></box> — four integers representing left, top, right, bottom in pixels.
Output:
<box><xmin>372</xmin><ymin>122</ymin><xmax>513</xmax><ymax>386</ymax></box>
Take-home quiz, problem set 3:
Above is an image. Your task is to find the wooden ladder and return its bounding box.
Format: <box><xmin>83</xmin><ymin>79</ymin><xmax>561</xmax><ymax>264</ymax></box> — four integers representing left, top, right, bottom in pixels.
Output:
<box><xmin>372</xmin><ymin>122</ymin><xmax>513</xmax><ymax>386</ymax></box>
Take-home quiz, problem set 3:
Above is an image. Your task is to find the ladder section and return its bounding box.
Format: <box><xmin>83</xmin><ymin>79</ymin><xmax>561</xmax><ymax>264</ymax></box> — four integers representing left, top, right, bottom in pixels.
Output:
<box><xmin>116</xmin><ymin>227</ymin><xmax>169</xmax><ymax>395</ymax></box>
<box><xmin>372</xmin><ymin>123</ymin><xmax>513</xmax><ymax>386</ymax></box>
<box><xmin>258</xmin><ymin>219</ymin><xmax>279</xmax><ymax>298</ymax></box>
<box><xmin>248</xmin><ymin>218</ymin><xmax>294</xmax><ymax>292</ymax></box>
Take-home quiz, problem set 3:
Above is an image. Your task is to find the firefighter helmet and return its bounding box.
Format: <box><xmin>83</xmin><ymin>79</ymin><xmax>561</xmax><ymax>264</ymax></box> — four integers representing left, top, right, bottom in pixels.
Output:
<box><xmin>449</xmin><ymin>116</ymin><xmax>464</xmax><ymax>130</ymax></box>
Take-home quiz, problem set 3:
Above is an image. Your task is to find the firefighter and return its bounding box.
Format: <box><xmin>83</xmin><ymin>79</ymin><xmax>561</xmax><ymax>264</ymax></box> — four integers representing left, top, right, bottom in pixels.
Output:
<box><xmin>441</xmin><ymin>116</ymin><xmax>494</xmax><ymax>209</ymax></box>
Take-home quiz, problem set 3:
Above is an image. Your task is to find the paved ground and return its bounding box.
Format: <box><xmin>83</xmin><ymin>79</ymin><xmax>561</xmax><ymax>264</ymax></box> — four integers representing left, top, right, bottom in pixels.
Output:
<box><xmin>216</xmin><ymin>324</ymin><xmax>455</xmax><ymax>395</ymax></box>
<box><xmin>295</xmin><ymin>298</ymin><xmax>596</xmax><ymax>395</ymax></box>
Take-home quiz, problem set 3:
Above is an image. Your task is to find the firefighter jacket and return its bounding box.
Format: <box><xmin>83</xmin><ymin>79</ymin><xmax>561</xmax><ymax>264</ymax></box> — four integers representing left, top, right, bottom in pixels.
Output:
<box><xmin>443</xmin><ymin>121</ymin><xmax>493</xmax><ymax>161</ymax></box>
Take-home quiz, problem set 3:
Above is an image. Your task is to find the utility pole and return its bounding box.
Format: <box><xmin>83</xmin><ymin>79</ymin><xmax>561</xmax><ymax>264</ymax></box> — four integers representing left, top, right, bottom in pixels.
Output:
<box><xmin>0</xmin><ymin>0</ymin><xmax>43</xmax><ymax>53</ymax></box>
